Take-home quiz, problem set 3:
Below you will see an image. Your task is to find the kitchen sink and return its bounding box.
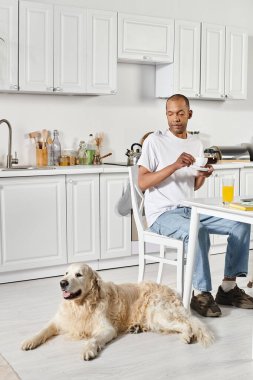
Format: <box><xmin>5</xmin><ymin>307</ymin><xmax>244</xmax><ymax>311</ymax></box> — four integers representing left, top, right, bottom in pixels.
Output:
<box><xmin>1</xmin><ymin>166</ymin><xmax>56</xmax><ymax>171</ymax></box>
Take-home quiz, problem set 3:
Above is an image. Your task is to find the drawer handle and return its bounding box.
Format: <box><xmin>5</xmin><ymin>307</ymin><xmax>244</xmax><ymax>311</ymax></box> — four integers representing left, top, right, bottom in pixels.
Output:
<box><xmin>143</xmin><ymin>56</ymin><xmax>152</xmax><ymax>61</ymax></box>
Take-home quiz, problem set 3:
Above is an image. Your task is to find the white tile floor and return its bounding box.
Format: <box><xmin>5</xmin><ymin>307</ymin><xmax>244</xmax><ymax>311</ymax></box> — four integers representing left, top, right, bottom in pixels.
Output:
<box><xmin>1</xmin><ymin>253</ymin><xmax>253</xmax><ymax>380</ymax></box>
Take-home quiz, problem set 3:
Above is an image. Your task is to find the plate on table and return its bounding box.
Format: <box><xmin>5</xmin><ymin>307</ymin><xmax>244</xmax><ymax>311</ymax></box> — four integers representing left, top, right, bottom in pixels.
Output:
<box><xmin>191</xmin><ymin>165</ymin><xmax>209</xmax><ymax>172</ymax></box>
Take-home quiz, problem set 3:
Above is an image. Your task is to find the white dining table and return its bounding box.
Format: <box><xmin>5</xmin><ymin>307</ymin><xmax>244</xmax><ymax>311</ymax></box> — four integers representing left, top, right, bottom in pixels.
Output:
<box><xmin>182</xmin><ymin>197</ymin><xmax>253</xmax><ymax>358</ymax></box>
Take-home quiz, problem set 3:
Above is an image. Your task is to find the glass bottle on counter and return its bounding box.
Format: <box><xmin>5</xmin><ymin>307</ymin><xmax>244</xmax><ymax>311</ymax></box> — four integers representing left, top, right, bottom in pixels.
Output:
<box><xmin>77</xmin><ymin>141</ymin><xmax>87</xmax><ymax>165</ymax></box>
<box><xmin>86</xmin><ymin>134</ymin><xmax>96</xmax><ymax>165</ymax></box>
<box><xmin>52</xmin><ymin>130</ymin><xmax>61</xmax><ymax>165</ymax></box>
<box><xmin>47</xmin><ymin>136</ymin><xmax>54</xmax><ymax>166</ymax></box>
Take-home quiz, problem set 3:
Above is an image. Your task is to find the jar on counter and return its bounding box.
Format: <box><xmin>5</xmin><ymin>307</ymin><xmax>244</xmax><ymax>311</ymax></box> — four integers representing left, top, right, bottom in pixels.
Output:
<box><xmin>77</xmin><ymin>141</ymin><xmax>87</xmax><ymax>165</ymax></box>
<box><xmin>59</xmin><ymin>155</ymin><xmax>69</xmax><ymax>166</ymax></box>
<box><xmin>62</xmin><ymin>149</ymin><xmax>77</xmax><ymax>166</ymax></box>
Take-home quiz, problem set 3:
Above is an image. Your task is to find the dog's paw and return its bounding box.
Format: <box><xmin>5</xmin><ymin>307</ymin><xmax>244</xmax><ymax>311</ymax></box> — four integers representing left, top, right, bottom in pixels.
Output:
<box><xmin>128</xmin><ymin>324</ymin><xmax>143</xmax><ymax>334</ymax></box>
<box><xmin>21</xmin><ymin>337</ymin><xmax>40</xmax><ymax>350</ymax></box>
<box><xmin>82</xmin><ymin>339</ymin><xmax>100</xmax><ymax>361</ymax></box>
<box><xmin>181</xmin><ymin>332</ymin><xmax>195</xmax><ymax>345</ymax></box>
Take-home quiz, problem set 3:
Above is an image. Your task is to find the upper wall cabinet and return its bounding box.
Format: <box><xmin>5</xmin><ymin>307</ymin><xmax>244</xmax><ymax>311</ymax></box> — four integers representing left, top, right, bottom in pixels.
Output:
<box><xmin>118</xmin><ymin>13</ymin><xmax>174</xmax><ymax>64</ymax></box>
<box><xmin>86</xmin><ymin>9</ymin><xmax>117</xmax><ymax>94</ymax></box>
<box><xmin>156</xmin><ymin>20</ymin><xmax>248</xmax><ymax>100</ymax></box>
<box><xmin>0</xmin><ymin>0</ymin><xmax>18</xmax><ymax>91</ymax></box>
<box><xmin>225</xmin><ymin>27</ymin><xmax>248</xmax><ymax>100</ymax></box>
<box><xmin>19</xmin><ymin>1</ymin><xmax>54</xmax><ymax>92</ymax></box>
<box><xmin>53</xmin><ymin>5</ymin><xmax>87</xmax><ymax>93</ymax></box>
<box><xmin>201</xmin><ymin>23</ymin><xmax>226</xmax><ymax>99</ymax></box>
<box><xmin>0</xmin><ymin>0</ymin><xmax>117</xmax><ymax>95</ymax></box>
<box><xmin>19</xmin><ymin>1</ymin><xmax>117</xmax><ymax>94</ymax></box>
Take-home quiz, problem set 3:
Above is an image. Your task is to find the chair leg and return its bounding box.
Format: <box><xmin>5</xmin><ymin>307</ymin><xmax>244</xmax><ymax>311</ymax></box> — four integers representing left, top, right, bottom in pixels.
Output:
<box><xmin>138</xmin><ymin>240</ymin><xmax>145</xmax><ymax>283</ymax></box>
<box><xmin>157</xmin><ymin>245</ymin><xmax>165</xmax><ymax>284</ymax></box>
<box><xmin>176</xmin><ymin>246</ymin><xmax>184</xmax><ymax>297</ymax></box>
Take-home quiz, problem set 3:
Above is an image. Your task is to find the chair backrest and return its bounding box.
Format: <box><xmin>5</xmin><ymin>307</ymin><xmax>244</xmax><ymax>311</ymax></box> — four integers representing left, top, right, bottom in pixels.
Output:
<box><xmin>128</xmin><ymin>166</ymin><xmax>145</xmax><ymax>235</ymax></box>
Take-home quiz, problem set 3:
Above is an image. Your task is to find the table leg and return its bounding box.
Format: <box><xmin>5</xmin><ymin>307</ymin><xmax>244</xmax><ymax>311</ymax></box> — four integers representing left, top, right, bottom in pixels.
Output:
<box><xmin>183</xmin><ymin>206</ymin><xmax>200</xmax><ymax>309</ymax></box>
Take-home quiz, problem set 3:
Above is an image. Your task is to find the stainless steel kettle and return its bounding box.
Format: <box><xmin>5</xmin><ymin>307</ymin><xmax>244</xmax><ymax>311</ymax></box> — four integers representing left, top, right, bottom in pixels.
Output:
<box><xmin>125</xmin><ymin>143</ymin><xmax>142</xmax><ymax>166</ymax></box>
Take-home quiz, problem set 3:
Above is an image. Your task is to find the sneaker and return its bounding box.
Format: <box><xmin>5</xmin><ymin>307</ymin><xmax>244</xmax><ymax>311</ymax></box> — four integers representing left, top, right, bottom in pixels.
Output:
<box><xmin>190</xmin><ymin>291</ymin><xmax>222</xmax><ymax>317</ymax></box>
<box><xmin>215</xmin><ymin>285</ymin><xmax>253</xmax><ymax>309</ymax></box>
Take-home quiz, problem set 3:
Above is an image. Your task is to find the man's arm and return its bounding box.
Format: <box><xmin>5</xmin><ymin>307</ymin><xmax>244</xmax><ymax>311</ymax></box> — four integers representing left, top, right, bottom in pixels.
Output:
<box><xmin>138</xmin><ymin>152</ymin><xmax>195</xmax><ymax>191</ymax></box>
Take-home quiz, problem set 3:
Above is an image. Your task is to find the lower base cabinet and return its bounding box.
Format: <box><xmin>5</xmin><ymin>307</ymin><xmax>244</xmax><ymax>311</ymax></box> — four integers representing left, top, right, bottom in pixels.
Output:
<box><xmin>66</xmin><ymin>174</ymin><xmax>100</xmax><ymax>262</ymax></box>
<box><xmin>0</xmin><ymin>172</ymin><xmax>132</xmax><ymax>280</ymax></box>
<box><xmin>100</xmin><ymin>173</ymin><xmax>131</xmax><ymax>259</ymax></box>
<box><xmin>0</xmin><ymin>175</ymin><xmax>67</xmax><ymax>272</ymax></box>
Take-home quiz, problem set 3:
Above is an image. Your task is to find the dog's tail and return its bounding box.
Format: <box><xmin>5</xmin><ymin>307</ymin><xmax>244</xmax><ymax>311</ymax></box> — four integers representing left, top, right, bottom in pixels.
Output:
<box><xmin>189</xmin><ymin>315</ymin><xmax>214</xmax><ymax>347</ymax></box>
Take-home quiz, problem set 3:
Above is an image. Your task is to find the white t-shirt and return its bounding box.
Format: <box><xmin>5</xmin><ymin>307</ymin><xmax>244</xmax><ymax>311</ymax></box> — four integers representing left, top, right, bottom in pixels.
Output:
<box><xmin>138</xmin><ymin>129</ymin><xmax>204</xmax><ymax>227</ymax></box>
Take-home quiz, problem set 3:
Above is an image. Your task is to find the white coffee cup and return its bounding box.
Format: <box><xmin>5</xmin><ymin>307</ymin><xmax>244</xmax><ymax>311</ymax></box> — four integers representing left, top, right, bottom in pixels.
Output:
<box><xmin>194</xmin><ymin>156</ymin><xmax>208</xmax><ymax>167</ymax></box>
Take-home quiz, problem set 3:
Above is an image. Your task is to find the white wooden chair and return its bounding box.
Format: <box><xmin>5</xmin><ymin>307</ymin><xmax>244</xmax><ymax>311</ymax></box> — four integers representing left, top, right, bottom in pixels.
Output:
<box><xmin>129</xmin><ymin>166</ymin><xmax>185</xmax><ymax>296</ymax></box>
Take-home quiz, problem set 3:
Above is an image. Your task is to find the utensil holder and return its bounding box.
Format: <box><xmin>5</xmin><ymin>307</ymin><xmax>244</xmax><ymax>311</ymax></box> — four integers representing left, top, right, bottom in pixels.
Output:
<box><xmin>36</xmin><ymin>148</ymin><xmax>48</xmax><ymax>167</ymax></box>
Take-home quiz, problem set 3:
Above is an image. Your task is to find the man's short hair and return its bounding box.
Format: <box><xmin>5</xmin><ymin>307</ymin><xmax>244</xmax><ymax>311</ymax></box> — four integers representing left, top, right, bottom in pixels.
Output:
<box><xmin>166</xmin><ymin>94</ymin><xmax>190</xmax><ymax>109</ymax></box>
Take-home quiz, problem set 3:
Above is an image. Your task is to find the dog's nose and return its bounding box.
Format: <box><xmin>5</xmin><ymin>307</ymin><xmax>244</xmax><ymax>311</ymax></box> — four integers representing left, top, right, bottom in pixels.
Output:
<box><xmin>60</xmin><ymin>280</ymin><xmax>69</xmax><ymax>289</ymax></box>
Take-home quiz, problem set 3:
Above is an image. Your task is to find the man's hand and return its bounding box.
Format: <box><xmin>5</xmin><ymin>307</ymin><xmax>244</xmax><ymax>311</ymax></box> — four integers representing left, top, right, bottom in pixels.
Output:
<box><xmin>196</xmin><ymin>164</ymin><xmax>214</xmax><ymax>178</ymax></box>
<box><xmin>174</xmin><ymin>152</ymin><xmax>195</xmax><ymax>169</ymax></box>
<box><xmin>194</xmin><ymin>164</ymin><xmax>214</xmax><ymax>191</ymax></box>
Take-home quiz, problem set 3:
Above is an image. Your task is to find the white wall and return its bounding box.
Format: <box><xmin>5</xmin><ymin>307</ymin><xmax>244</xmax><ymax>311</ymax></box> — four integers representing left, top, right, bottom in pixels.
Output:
<box><xmin>1</xmin><ymin>0</ymin><xmax>253</xmax><ymax>165</ymax></box>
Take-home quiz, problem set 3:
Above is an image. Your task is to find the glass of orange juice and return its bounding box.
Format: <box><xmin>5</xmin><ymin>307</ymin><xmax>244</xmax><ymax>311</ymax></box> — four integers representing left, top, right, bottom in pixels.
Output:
<box><xmin>222</xmin><ymin>177</ymin><xmax>234</xmax><ymax>205</ymax></box>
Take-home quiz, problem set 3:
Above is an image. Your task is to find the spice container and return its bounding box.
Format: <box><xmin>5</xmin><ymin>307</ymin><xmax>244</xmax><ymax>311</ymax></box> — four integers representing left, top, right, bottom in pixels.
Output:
<box><xmin>62</xmin><ymin>149</ymin><xmax>77</xmax><ymax>166</ymax></box>
<box><xmin>59</xmin><ymin>155</ymin><xmax>69</xmax><ymax>166</ymax></box>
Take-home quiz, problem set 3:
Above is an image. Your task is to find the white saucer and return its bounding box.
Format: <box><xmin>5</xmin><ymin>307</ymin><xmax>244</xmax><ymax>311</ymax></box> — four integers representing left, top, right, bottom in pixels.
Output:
<box><xmin>191</xmin><ymin>165</ymin><xmax>209</xmax><ymax>172</ymax></box>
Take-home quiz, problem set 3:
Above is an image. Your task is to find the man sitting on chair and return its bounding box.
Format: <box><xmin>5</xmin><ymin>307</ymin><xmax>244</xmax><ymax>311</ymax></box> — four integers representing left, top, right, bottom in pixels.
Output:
<box><xmin>138</xmin><ymin>93</ymin><xmax>253</xmax><ymax>317</ymax></box>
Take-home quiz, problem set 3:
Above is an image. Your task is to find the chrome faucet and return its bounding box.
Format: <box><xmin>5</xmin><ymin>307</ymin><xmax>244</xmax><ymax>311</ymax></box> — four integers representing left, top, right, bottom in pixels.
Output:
<box><xmin>0</xmin><ymin>118</ymin><xmax>16</xmax><ymax>168</ymax></box>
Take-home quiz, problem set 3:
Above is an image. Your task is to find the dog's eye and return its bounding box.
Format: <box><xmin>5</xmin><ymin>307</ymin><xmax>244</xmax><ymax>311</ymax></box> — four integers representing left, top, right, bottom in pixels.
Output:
<box><xmin>75</xmin><ymin>273</ymin><xmax>82</xmax><ymax>278</ymax></box>
<box><xmin>65</xmin><ymin>272</ymin><xmax>68</xmax><ymax>275</ymax></box>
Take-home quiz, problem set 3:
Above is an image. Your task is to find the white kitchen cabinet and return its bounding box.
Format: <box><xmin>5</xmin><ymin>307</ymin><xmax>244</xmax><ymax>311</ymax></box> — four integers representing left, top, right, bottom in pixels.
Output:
<box><xmin>225</xmin><ymin>27</ymin><xmax>248</xmax><ymax>100</ymax></box>
<box><xmin>100</xmin><ymin>173</ymin><xmax>131</xmax><ymax>259</ymax></box>
<box><xmin>19</xmin><ymin>1</ymin><xmax>53</xmax><ymax>92</ymax></box>
<box><xmin>54</xmin><ymin>5</ymin><xmax>87</xmax><ymax>94</ymax></box>
<box><xmin>240</xmin><ymin>167</ymin><xmax>253</xmax><ymax>242</ymax></box>
<box><xmin>66</xmin><ymin>174</ymin><xmax>100</xmax><ymax>262</ymax></box>
<box><xmin>118</xmin><ymin>13</ymin><xmax>174</xmax><ymax>64</ymax></box>
<box><xmin>156</xmin><ymin>21</ymin><xmax>248</xmax><ymax>100</ymax></box>
<box><xmin>87</xmin><ymin>9</ymin><xmax>117</xmax><ymax>94</ymax></box>
<box><xmin>0</xmin><ymin>0</ymin><xmax>18</xmax><ymax>91</ymax></box>
<box><xmin>240</xmin><ymin>168</ymin><xmax>253</xmax><ymax>196</ymax></box>
<box><xmin>19</xmin><ymin>1</ymin><xmax>85</xmax><ymax>93</ymax></box>
<box><xmin>201</xmin><ymin>23</ymin><xmax>225</xmax><ymax>99</ymax></box>
<box><xmin>18</xmin><ymin>1</ymin><xmax>117</xmax><ymax>94</ymax></box>
<box><xmin>156</xmin><ymin>20</ymin><xmax>200</xmax><ymax>98</ymax></box>
<box><xmin>0</xmin><ymin>176</ymin><xmax>67</xmax><ymax>272</ymax></box>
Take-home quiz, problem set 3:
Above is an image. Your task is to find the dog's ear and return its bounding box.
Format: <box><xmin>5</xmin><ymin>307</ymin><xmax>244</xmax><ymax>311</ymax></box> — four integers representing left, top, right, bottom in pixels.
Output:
<box><xmin>91</xmin><ymin>270</ymin><xmax>102</xmax><ymax>293</ymax></box>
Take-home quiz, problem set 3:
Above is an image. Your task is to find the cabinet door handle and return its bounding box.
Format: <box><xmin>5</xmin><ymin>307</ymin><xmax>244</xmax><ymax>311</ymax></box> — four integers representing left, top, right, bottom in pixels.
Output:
<box><xmin>46</xmin><ymin>87</ymin><xmax>54</xmax><ymax>92</ymax></box>
<box><xmin>143</xmin><ymin>56</ymin><xmax>152</xmax><ymax>61</ymax></box>
<box><xmin>9</xmin><ymin>84</ymin><xmax>18</xmax><ymax>90</ymax></box>
<box><xmin>54</xmin><ymin>87</ymin><xmax>63</xmax><ymax>92</ymax></box>
<box><xmin>68</xmin><ymin>179</ymin><xmax>77</xmax><ymax>185</ymax></box>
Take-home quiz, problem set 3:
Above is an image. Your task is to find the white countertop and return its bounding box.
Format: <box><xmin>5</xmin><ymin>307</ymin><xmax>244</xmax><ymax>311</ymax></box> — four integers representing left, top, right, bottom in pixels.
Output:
<box><xmin>0</xmin><ymin>162</ymin><xmax>252</xmax><ymax>178</ymax></box>
<box><xmin>0</xmin><ymin>164</ymin><xmax>129</xmax><ymax>178</ymax></box>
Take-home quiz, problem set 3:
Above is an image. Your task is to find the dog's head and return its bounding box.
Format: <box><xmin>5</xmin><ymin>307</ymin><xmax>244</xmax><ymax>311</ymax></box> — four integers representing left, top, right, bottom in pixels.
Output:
<box><xmin>60</xmin><ymin>263</ymin><xmax>102</xmax><ymax>303</ymax></box>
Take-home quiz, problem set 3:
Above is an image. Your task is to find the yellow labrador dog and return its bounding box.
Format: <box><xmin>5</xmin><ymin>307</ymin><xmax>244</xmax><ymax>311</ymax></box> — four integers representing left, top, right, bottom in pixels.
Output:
<box><xmin>21</xmin><ymin>263</ymin><xmax>213</xmax><ymax>360</ymax></box>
